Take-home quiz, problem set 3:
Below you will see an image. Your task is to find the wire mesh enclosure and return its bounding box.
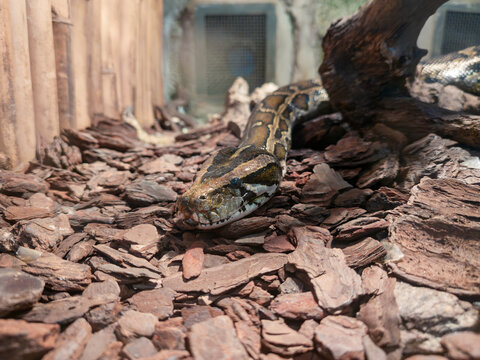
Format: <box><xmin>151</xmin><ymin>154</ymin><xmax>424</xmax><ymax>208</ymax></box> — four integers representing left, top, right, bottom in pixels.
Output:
<box><xmin>442</xmin><ymin>10</ymin><xmax>480</xmax><ymax>54</ymax></box>
<box><xmin>194</xmin><ymin>3</ymin><xmax>276</xmax><ymax>101</ymax></box>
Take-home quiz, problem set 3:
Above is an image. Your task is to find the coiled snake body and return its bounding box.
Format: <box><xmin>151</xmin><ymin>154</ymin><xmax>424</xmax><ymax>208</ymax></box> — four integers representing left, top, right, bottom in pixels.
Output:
<box><xmin>177</xmin><ymin>46</ymin><xmax>480</xmax><ymax>229</ymax></box>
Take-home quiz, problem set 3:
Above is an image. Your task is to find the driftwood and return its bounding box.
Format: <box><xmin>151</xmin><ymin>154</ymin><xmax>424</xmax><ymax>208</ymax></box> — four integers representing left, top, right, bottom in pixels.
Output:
<box><xmin>319</xmin><ymin>0</ymin><xmax>480</xmax><ymax>147</ymax></box>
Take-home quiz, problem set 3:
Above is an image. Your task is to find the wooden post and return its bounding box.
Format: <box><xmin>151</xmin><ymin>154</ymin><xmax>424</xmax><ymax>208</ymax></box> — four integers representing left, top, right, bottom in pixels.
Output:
<box><xmin>70</xmin><ymin>0</ymin><xmax>90</xmax><ymax>130</ymax></box>
<box><xmin>0</xmin><ymin>1</ymin><xmax>18</xmax><ymax>168</ymax></box>
<box><xmin>151</xmin><ymin>0</ymin><xmax>164</xmax><ymax>108</ymax></box>
<box><xmin>135</xmin><ymin>0</ymin><xmax>155</xmax><ymax>127</ymax></box>
<box><xmin>86</xmin><ymin>0</ymin><xmax>103</xmax><ymax>123</ymax></box>
<box><xmin>26</xmin><ymin>0</ymin><xmax>60</xmax><ymax>149</ymax></box>
<box><xmin>8</xmin><ymin>0</ymin><xmax>37</xmax><ymax>164</ymax></box>
<box><xmin>52</xmin><ymin>0</ymin><xmax>75</xmax><ymax>130</ymax></box>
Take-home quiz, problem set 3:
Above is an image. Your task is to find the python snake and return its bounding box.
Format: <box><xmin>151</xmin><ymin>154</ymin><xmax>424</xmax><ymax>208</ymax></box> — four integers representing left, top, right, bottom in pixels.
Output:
<box><xmin>176</xmin><ymin>46</ymin><xmax>480</xmax><ymax>229</ymax></box>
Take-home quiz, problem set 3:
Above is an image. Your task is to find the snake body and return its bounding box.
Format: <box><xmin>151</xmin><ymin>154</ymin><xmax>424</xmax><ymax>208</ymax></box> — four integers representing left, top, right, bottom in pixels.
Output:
<box><xmin>177</xmin><ymin>47</ymin><xmax>480</xmax><ymax>229</ymax></box>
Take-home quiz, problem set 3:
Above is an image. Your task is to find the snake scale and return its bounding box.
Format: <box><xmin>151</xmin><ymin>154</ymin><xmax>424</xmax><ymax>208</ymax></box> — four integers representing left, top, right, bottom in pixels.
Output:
<box><xmin>176</xmin><ymin>46</ymin><xmax>480</xmax><ymax>229</ymax></box>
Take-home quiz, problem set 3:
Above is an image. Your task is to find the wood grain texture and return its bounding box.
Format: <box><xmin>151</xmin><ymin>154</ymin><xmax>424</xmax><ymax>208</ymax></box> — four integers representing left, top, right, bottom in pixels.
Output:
<box><xmin>26</xmin><ymin>0</ymin><xmax>60</xmax><ymax>148</ymax></box>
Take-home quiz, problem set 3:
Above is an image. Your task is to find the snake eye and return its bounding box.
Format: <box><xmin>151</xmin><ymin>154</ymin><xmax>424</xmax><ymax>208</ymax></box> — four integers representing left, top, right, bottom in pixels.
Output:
<box><xmin>230</xmin><ymin>177</ymin><xmax>241</xmax><ymax>187</ymax></box>
<box><xmin>199</xmin><ymin>194</ymin><xmax>207</xmax><ymax>200</ymax></box>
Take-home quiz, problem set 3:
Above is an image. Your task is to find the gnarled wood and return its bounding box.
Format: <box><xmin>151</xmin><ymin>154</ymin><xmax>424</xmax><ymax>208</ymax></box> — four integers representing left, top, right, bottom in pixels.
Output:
<box><xmin>319</xmin><ymin>0</ymin><xmax>480</xmax><ymax>147</ymax></box>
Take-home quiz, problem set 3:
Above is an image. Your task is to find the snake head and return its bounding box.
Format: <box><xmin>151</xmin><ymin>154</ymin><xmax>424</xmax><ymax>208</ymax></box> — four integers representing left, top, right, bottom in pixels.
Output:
<box><xmin>176</xmin><ymin>145</ymin><xmax>282</xmax><ymax>229</ymax></box>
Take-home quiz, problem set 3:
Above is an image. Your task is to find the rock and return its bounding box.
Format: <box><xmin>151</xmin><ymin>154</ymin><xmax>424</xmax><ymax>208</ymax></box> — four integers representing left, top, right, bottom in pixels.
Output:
<box><xmin>270</xmin><ymin>292</ymin><xmax>325</xmax><ymax>321</ymax></box>
<box><xmin>116</xmin><ymin>310</ymin><xmax>158</xmax><ymax>339</ymax></box>
<box><xmin>0</xmin><ymin>319</ymin><xmax>59</xmax><ymax>360</ymax></box>
<box><xmin>314</xmin><ymin>316</ymin><xmax>368</xmax><ymax>360</ymax></box>
<box><xmin>394</xmin><ymin>281</ymin><xmax>479</xmax><ymax>355</ymax></box>
<box><xmin>18</xmin><ymin>214</ymin><xmax>74</xmax><ymax>250</ymax></box>
<box><xmin>43</xmin><ymin>318</ymin><xmax>92</xmax><ymax>360</ymax></box>
<box><xmin>0</xmin><ymin>268</ymin><xmax>44</xmax><ymax>316</ymax></box>
<box><xmin>188</xmin><ymin>315</ymin><xmax>249</xmax><ymax>360</ymax></box>
<box><xmin>301</xmin><ymin>163</ymin><xmax>352</xmax><ymax>206</ymax></box>
<box><xmin>388</xmin><ymin>178</ymin><xmax>480</xmax><ymax>297</ymax></box>
<box><xmin>127</xmin><ymin>288</ymin><xmax>175</xmax><ymax>320</ymax></box>
<box><xmin>262</xmin><ymin>319</ymin><xmax>313</xmax><ymax>356</ymax></box>
<box><xmin>279</xmin><ymin>276</ymin><xmax>304</xmax><ymax>294</ymax></box>
<box><xmin>288</xmin><ymin>231</ymin><xmax>363</xmax><ymax>313</ymax></box>
<box><xmin>122</xmin><ymin>337</ymin><xmax>158</xmax><ymax>360</ymax></box>
<box><xmin>441</xmin><ymin>332</ymin><xmax>480</xmax><ymax>360</ymax></box>
<box><xmin>357</xmin><ymin>266</ymin><xmax>401</xmax><ymax>352</ymax></box>
<box><xmin>163</xmin><ymin>253</ymin><xmax>288</xmax><ymax>295</ymax></box>
<box><xmin>22</xmin><ymin>252</ymin><xmax>91</xmax><ymax>291</ymax></box>
<box><xmin>182</xmin><ymin>241</ymin><xmax>205</xmax><ymax>279</ymax></box>
<box><xmin>363</xmin><ymin>335</ymin><xmax>388</xmax><ymax>360</ymax></box>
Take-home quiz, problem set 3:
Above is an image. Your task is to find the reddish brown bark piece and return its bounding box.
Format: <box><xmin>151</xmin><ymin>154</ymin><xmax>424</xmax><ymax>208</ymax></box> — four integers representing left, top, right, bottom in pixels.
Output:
<box><xmin>22</xmin><ymin>296</ymin><xmax>95</xmax><ymax>325</ymax></box>
<box><xmin>163</xmin><ymin>253</ymin><xmax>288</xmax><ymax>295</ymax></box>
<box><xmin>357</xmin><ymin>266</ymin><xmax>401</xmax><ymax>352</ymax></box>
<box><xmin>356</xmin><ymin>154</ymin><xmax>399</xmax><ymax>189</ymax></box>
<box><xmin>314</xmin><ymin>316</ymin><xmax>368</xmax><ymax>360</ymax></box>
<box><xmin>152</xmin><ymin>318</ymin><xmax>186</xmax><ymax>351</ymax></box>
<box><xmin>181</xmin><ymin>305</ymin><xmax>224</xmax><ymax>330</ymax></box>
<box><xmin>301</xmin><ymin>163</ymin><xmax>351</xmax><ymax>206</ymax></box>
<box><xmin>339</xmin><ymin>237</ymin><xmax>387</xmax><ymax>269</ymax></box>
<box><xmin>82</xmin><ymin>280</ymin><xmax>121</xmax><ymax>303</ymax></box>
<box><xmin>43</xmin><ymin>318</ymin><xmax>92</xmax><ymax>360</ymax></box>
<box><xmin>0</xmin><ymin>319</ymin><xmax>59</xmax><ymax>360</ymax></box>
<box><xmin>122</xmin><ymin>337</ymin><xmax>158</xmax><ymax>360</ymax></box>
<box><xmin>182</xmin><ymin>240</ymin><xmax>205</xmax><ymax>279</ymax></box>
<box><xmin>387</xmin><ymin>178</ymin><xmax>480</xmax><ymax>297</ymax></box>
<box><xmin>116</xmin><ymin>310</ymin><xmax>158</xmax><ymax>339</ymax></box>
<box><xmin>324</xmin><ymin>135</ymin><xmax>387</xmax><ymax>166</ymax></box>
<box><xmin>263</xmin><ymin>234</ymin><xmax>295</xmax><ymax>253</ymax></box>
<box><xmin>0</xmin><ymin>170</ymin><xmax>49</xmax><ymax>195</ymax></box>
<box><xmin>441</xmin><ymin>332</ymin><xmax>480</xmax><ymax>360</ymax></box>
<box><xmin>235</xmin><ymin>320</ymin><xmax>261</xmax><ymax>359</ymax></box>
<box><xmin>17</xmin><ymin>214</ymin><xmax>74</xmax><ymax>250</ymax></box>
<box><xmin>321</xmin><ymin>207</ymin><xmax>367</xmax><ymax>229</ymax></box>
<box><xmin>22</xmin><ymin>252</ymin><xmax>91</xmax><ymax>291</ymax></box>
<box><xmin>216</xmin><ymin>216</ymin><xmax>276</xmax><ymax>239</ymax></box>
<box><xmin>188</xmin><ymin>315</ymin><xmax>249</xmax><ymax>360</ymax></box>
<box><xmin>262</xmin><ymin>319</ymin><xmax>313</xmax><ymax>356</ymax></box>
<box><xmin>288</xmin><ymin>230</ymin><xmax>363</xmax><ymax>313</ymax></box>
<box><xmin>333</xmin><ymin>188</ymin><xmax>373</xmax><ymax>208</ymax></box>
<box><xmin>0</xmin><ymin>268</ymin><xmax>44</xmax><ymax>316</ymax></box>
<box><xmin>334</xmin><ymin>217</ymin><xmax>389</xmax><ymax>243</ymax></box>
<box><xmin>128</xmin><ymin>288</ymin><xmax>175</xmax><ymax>320</ymax></box>
<box><xmin>270</xmin><ymin>292</ymin><xmax>325</xmax><ymax>321</ymax></box>
<box><xmin>4</xmin><ymin>206</ymin><xmax>53</xmax><ymax>221</ymax></box>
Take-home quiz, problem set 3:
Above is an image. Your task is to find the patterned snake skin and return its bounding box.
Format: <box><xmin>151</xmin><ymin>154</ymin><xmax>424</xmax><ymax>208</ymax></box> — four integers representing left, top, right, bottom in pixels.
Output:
<box><xmin>176</xmin><ymin>46</ymin><xmax>480</xmax><ymax>229</ymax></box>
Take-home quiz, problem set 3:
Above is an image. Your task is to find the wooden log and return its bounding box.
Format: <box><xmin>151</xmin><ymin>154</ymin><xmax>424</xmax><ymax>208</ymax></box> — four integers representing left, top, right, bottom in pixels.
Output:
<box><xmin>0</xmin><ymin>1</ymin><xmax>18</xmax><ymax>168</ymax></box>
<box><xmin>135</xmin><ymin>0</ymin><xmax>155</xmax><ymax>127</ymax></box>
<box><xmin>52</xmin><ymin>0</ymin><xmax>75</xmax><ymax>130</ymax></box>
<box><xmin>319</xmin><ymin>0</ymin><xmax>480</xmax><ymax>147</ymax></box>
<box><xmin>100</xmin><ymin>0</ymin><xmax>121</xmax><ymax>119</ymax></box>
<box><xmin>86</xmin><ymin>0</ymin><xmax>103</xmax><ymax>123</ymax></box>
<box><xmin>70</xmin><ymin>0</ymin><xmax>90</xmax><ymax>130</ymax></box>
<box><xmin>150</xmin><ymin>0</ymin><xmax>164</xmax><ymax>108</ymax></box>
<box><xmin>8</xmin><ymin>0</ymin><xmax>36</xmax><ymax>164</ymax></box>
<box><xmin>26</xmin><ymin>0</ymin><xmax>60</xmax><ymax>149</ymax></box>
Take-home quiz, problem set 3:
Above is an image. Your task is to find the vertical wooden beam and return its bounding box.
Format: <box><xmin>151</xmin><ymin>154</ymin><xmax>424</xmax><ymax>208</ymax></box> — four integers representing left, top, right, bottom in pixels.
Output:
<box><xmin>118</xmin><ymin>0</ymin><xmax>138</xmax><ymax>112</ymax></box>
<box><xmin>70</xmin><ymin>0</ymin><xmax>90</xmax><ymax>129</ymax></box>
<box><xmin>0</xmin><ymin>1</ymin><xmax>18</xmax><ymax>168</ymax></box>
<box><xmin>86</xmin><ymin>0</ymin><xmax>103</xmax><ymax>123</ymax></box>
<box><xmin>135</xmin><ymin>0</ymin><xmax>155</xmax><ymax>127</ymax></box>
<box><xmin>52</xmin><ymin>0</ymin><xmax>75</xmax><ymax>130</ymax></box>
<box><xmin>8</xmin><ymin>0</ymin><xmax>36</xmax><ymax>164</ymax></box>
<box><xmin>151</xmin><ymin>0</ymin><xmax>164</xmax><ymax>108</ymax></box>
<box><xmin>26</xmin><ymin>0</ymin><xmax>60</xmax><ymax>149</ymax></box>
<box><xmin>100</xmin><ymin>0</ymin><xmax>120</xmax><ymax>119</ymax></box>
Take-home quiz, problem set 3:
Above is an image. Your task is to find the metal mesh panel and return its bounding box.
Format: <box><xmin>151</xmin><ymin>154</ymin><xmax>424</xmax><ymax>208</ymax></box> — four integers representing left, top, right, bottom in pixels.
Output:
<box><xmin>441</xmin><ymin>11</ymin><xmax>480</xmax><ymax>54</ymax></box>
<box><xmin>205</xmin><ymin>14</ymin><xmax>266</xmax><ymax>95</ymax></box>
